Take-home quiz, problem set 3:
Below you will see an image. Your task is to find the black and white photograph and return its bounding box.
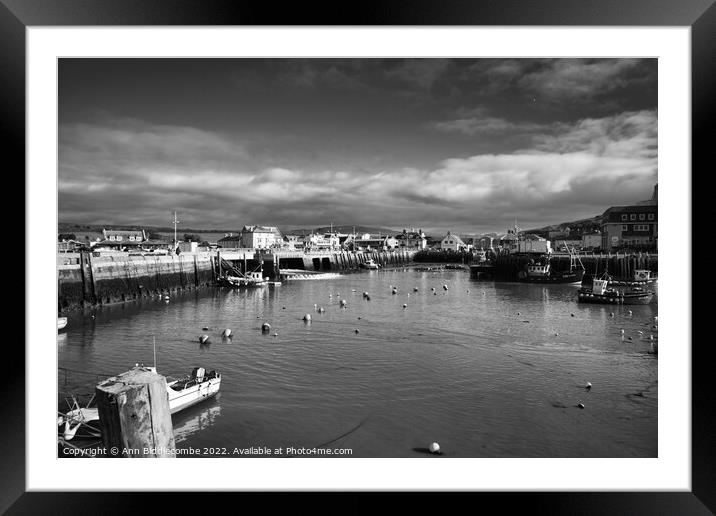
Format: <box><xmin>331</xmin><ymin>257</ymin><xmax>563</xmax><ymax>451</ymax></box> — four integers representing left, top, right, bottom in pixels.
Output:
<box><xmin>55</xmin><ymin>57</ymin><xmax>660</xmax><ymax>460</ymax></box>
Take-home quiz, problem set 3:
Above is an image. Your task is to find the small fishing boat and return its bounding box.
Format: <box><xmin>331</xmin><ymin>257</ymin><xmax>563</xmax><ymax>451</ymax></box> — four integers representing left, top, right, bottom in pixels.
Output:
<box><xmin>607</xmin><ymin>269</ymin><xmax>658</xmax><ymax>287</ymax></box>
<box><xmin>578</xmin><ymin>275</ymin><xmax>654</xmax><ymax>305</ymax></box>
<box><xmin>58</xmin><ymin>365</ymin><xmax>222</xmax><ymax>441</ymax></box>
<box><xmin>57</xmin><ymin>317</ymin><xmax>68</xmax><ymax>331</ymax></box>
<box><xmin>218</xmin><ymin>270</ymin><xmax>268</xmax><ymax>287</ymax></box>
<box><xmin>518</xmin><ymin>252</ymin><xmax>585</xmax><ymax>284</ymax></box>
<box><xmin>360</xmin><ymin>259</ymin><xmax>380</xmax><ymax>270</ymax></box>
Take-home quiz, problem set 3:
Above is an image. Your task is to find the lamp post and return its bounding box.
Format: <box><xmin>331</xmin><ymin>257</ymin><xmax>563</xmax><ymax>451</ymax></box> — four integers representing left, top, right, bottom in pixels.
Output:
<box><xmin>172</xmin><ymin>211</ymin><xmax>180</xmax><ymax>249</ymax></box>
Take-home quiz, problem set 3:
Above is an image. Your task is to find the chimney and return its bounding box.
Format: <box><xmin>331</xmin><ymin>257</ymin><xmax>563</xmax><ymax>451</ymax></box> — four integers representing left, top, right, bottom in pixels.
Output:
<box><xmin>652</xmin><ymin>183</ymin><xmax>658</xmax><ymax>202</ymax></box>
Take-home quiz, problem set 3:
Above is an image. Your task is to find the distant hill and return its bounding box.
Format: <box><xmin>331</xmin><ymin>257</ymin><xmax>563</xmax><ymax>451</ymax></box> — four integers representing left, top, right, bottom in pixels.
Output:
<box><xmin>282</xmin><ymin>225</ymin><xmax>398</xmax><ymax>236</ymax></box>
<box><xmin>59</xmin><ymin>222</ymin><xmax>240</xmax><ymax>234</ymax></box>
<box><xmin>525</xmin><ymin>215</ymin><xmax>603</xmax><ymax>235</ymax></box>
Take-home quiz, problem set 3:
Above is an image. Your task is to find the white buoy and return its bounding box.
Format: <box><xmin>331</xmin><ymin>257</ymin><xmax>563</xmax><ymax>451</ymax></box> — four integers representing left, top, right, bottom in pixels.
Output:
<box><xmin>586</xmin><ymin>382</ymin><xmax>592</xmax><ymax>389</ymax></box>
<box><xmin>340</xmin><ymin>299</ymin><xmax>347</xmax><ymax>307</ymax></box>
<box><xmin>429</xmin><ymin>442</ymin><xmax>440</xmax><ymax>454</ymax></box>
<box><xmin>628</xmin><ymin>310</ymin><xmax>633</xmax><ymax>316</ymax></box>
<box><xmin>354</xmin><ymin>328</ymin><xmax>360</xmax><ymax>334</ymax></box>
<box><xmin>443</xmin><ymin>285</ymin><xmax>448</xmax><ymax>291</ymax></box>
<box><xmin>620</xmin><ymin>329</ymin><xmax>625</xmax><ymax>334</ymax></box>
<box><xmin>199</xmin><ymin>335</ymin><xmax>210</xmax><ymax>344</ymax></box>
<box><xmin>273</xmin><ymin>332</ymin><xmax>278</xmax><ymax>337</ymax></box>
<box><xmin>431</xmin><ymin>287</ymin><xmax>435</xmax><ymax>291</ymax></box>
<box><xmin>164</xmin><ymin>295</ymin><xmax>170</xmax><ymax>300</ymax></box>
<box><xmin>261</xmin><ymin>323</ymin><xmax>271</xmax><ymax>332</ymax></box>
<box><xmin>650</xmin><ymin>334</ymin><xmax>654</xmax><ymax>340</ymax></box>
<box><xmin>318</xmin><ymin>307</ymin><xmax>325</xmax><ymax>313</ymax></box>
<box><xmin>303</xmin><ymin>314</ymin><xmax>312</xmax><ymax>322</ymax></box>
<box><xmin>222</xmin><ymin>329</ymin><xmax>232</xmax><ymax>338</ymax></box>
<box><xmin>392</xmin><ymin>289</ymin><xmax>398</xmax><ymax>295</ymax></box>
<box><xmin>654</xmin><ymin>316</ymin><xmax>658</xmax><ymax>322</ymax></box>
<box><xmin>610</xmin><ymin>312</ymin><xmax>614</xmax><ymax>317</ymax></box>
<box><xmin>314</xmin><ymin>303</ymin><xmax>318</xmax><ymax>308</ymax></box>
<box><xmin>414</xmin><ymin>287</ymin><xmax>419</xmax><ymax>292</ymax></box>
<box><xmin>403</xmin><ymin>303</ymin><xmax>407</xmax><ymax>309</ymax></box>
<box><xmin>577</xmin><ymin>403</ymin><xmax>585</xmax><ymax>409</ymax></box>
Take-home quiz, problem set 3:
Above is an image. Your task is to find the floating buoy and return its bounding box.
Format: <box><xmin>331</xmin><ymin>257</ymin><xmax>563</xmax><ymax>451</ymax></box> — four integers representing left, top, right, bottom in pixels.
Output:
<box><xmin>340</xmin><ymin>299</ymin><xmax>347</xmax><ymax>307</ymax></box>
<box><xmin>466</xmin><ymin>290</ymin><xmax>470</xmax><ymax>293</ymax></box>
<box><xmin>650</xmin><ymin>334</ymin><xmax>654</xmax><ymax>340</ymax></box>
<box><xmin>392</xmin><ymin>289</ymin><xmax>398</xmax><ymax>295</ymax></box>
<box><xmin>303</xmin><ymin>314</ymin><xmax>312</xmax><ymax>322</ymax></box>
<box><xmin>433</xmin><ymin>292</ymin><xmax>437</xmax><ymax>296</ymax></box>
<box><xmin>586</xmin><ymin>382</ymin><xmax>592</xmax><ymax>389</ymax></box>
<box><xmin>431</xmin><ymin>287</ymin><xmax>435</xmax><ymax>291</ymax></box>
<box><xmin>414</xmin><ymin>287</ymin><xmax>419</xmax><ymax>292</ymax></box>
<box><xmin>352</xmin><ymin>289</ymin><xmax>356</xmax><ymax>292</ymax></box>
<box><xmin>577</xmin><ymin>403</ymin><xmax>585</xmax><ymax>409</ymax></box>
<box><xmin>261</xmin><ymin>323</ymin><xmax>271</xmax><ymax>332</ymax></box>
<box><xmin>202</xmin><ymin>326</ymin><xmax>209</xmax><ymax>331</ymax></box>
<box><xmin>318</xmin><ymin>307</ymin><xmax>325</xmax><ymax>313</ymax></box>
<box><xmin>554</xmin><ymin>333</ymin><xmax>559</xmax><ymax>336</ymax></box>
<box><xmin>517</xmin><ymin>312</ymin><xmax>521</xmax><ymax>316</ymax></box>
<box><xmin>221</xmin><ymin>329</ymin><xmax>232</xmax><ymax>338</ymax></box>
<box><xmin>429</xmin><ymin>442</ymin><xmax>440</xmax><ymax>454</ymax></box>
<box><xmin>199</xmin><ymin>335</ymin><xmax>210</xmax><ymax>344</ymax></box>
<box><xmin>314</xmin><ymin>303</ymin><xmax>318</xmax><ymax>308</ymax></box>
<box><xmin>443</xmin><ymin>285</ymin><xmax>448</xmax><ymax>291</ymax></box>
<box><xmin>358</xmin><ymin>316</ymin><xmax>362</xmax><ymax>320</ymax></box>
<box><xmin>366</xmin><ymin>295</ymin><xmax>371</xmax><ymax>301</ymax></box>
<box><xmin>627</xmin><ymin>336</ymin><xmax>633</xmax><ymax>341</ymax></box>
<box><xmin>282</xmin><ymin>307</ymin><xmax>286</xmax><ymax>310</ymax></box>
<box><xmin>654</xmin><ymin>316</ymin><xmax>658</xmax><ymax>323</ymax></box>
<box><xmin>610</xmin><ymin>313</ymin><xmax>614</xmax><ymax>317</ymax></box>
<box><xmin>628</xmin><ymin>310</ymin><xmax>632</xmax><ymax>316</ymax></box>
<box><xmin>403</xmin><ymin>303</ymin><xmax>407</xmax><ymax>309</ymax></box>
<box><xmin>354</xmin><ymin>329</ymin><xmax>360</xmax><ymax>334</ymax></box>
<box><xmin>273</xmin><ymin>332</ymin><xmax>278</xmax><ymax>337</ymax></box>
<box><xmin>164</xmin><ymin>295</ymin><xmax>170</xmax><ymax>300</ymax></box>
<box><xmin>571</xmin><ymin>313</ymin><xmax>575</xmax><ymax>317</ymax></box>
<box><xmin>620</xmin><ymin>329</ymin><xmax>625</xmax><ymax>334</ymax></box>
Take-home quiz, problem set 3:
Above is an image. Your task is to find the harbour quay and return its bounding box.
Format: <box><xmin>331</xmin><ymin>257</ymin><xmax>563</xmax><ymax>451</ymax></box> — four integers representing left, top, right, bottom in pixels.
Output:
<box><xmin>469</xmin><ymin>252</ymin><xmax>657</xmax><ymax>281</ymax></box>
<box><xmin>58</xmin><ymin>248</ymin><xmax>415</xmax><ymax>313</ymax></box>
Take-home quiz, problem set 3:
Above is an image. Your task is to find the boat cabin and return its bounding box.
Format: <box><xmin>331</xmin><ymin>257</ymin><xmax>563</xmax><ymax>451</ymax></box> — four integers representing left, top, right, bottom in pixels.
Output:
<box><xmin>592</xmin><ymin>279</ymin><xmax>609</xmax><ymax>295</ymax></box>
<box><xmin>634</xmin><ymin>269</ymin><xmax>652</xmax><ymax>281</ymax></box>
<box><xmin>527</xmin><ymin>263</ymin><xmax>550</xmax><ymax>277</ymax></box>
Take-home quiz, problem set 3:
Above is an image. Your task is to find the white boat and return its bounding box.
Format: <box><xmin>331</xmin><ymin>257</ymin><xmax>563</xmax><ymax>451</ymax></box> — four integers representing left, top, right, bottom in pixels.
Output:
<box><xmin>58</xmin><ymin>365</ymin><xmax>222</xmax><ymax>441</ymax></box>
<box><xmin>218</xmin><ymin>270</ymin><xmax>268</xmax><ymax>287</ymax></box>
<box><xmin>58</xmin><ymin>317</ymin><xmax>68</xmax><ymax>331</ymax></box>
<box><xmin>360</xmin><ymin>259</ymin><xmax>380</xmax><ymax>270</ymax></box>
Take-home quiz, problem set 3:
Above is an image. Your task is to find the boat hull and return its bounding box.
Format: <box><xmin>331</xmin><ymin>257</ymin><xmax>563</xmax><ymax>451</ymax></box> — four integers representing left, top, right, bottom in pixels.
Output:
<box><xmin>577</xmin><ymin>289</ymin><xmax>654</xmax><ymax>305</ymax></box>
<box><xmin>520</xmin><ymin>269</ymin><xmax>584</xmax><ymax>284</ymax></box>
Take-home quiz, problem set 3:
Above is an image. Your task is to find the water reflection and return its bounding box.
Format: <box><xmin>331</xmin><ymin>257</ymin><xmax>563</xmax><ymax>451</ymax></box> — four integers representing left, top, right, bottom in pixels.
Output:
<box><xmin>173</xmin><ymin>399</ymin><xmax>222</xmax><ymax>444</ymax></box>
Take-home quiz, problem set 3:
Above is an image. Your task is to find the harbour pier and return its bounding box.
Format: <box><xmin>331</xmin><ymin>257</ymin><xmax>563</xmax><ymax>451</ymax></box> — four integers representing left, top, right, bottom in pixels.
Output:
<box><xmin>470</xmin><ymin>253</ymin><xmax>658</xmax><ymax>281</ymax></box>
<box><xmin>58</xmin><ymin>249</ymin><xmax>415</xmax><ymax>313</ymax></box>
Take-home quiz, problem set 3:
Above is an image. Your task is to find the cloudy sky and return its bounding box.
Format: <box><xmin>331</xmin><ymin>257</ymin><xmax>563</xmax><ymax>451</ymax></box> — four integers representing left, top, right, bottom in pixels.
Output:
<box><xmin>59</xmin><ymin>58</ymin><xmax>657</xmax><ymax>234</ymax></box>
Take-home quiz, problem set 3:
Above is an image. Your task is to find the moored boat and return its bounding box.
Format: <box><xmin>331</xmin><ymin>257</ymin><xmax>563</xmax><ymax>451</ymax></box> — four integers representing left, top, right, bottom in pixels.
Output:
<box><xmin>360</xmin><ymin>259</ymin><xmax>380</xmax><ymax>270</ymax></box>
<box><xmin>58</xmin><ymin>365</ymin><xmax>222</xmax><ymax>441</ymax></box>
<box><xmin>218</xmin><ymin>270</ymin><xmax>268</xmax><ymax>287</ymax></box>
<box><xmin>58</xmin><ymin>317</ymin><xmax>68</xmax><ymax>331</ymax></box>
<box><xmin>517</xmin><ymin>252</ymin><xmax>585</xmax><ymax>284</ymax></box>
<box><xmin>578</xmin><ymin>276</ymin><xmax>654</xmax><ymax>305</ymax></box>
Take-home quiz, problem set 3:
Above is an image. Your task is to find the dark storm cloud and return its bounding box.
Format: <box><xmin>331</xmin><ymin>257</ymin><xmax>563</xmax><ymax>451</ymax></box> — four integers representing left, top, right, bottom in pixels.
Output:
<box><xmin>58</xmin><ymin>58</ymin><xmax>658</xmax><ymax>233</ymax></box>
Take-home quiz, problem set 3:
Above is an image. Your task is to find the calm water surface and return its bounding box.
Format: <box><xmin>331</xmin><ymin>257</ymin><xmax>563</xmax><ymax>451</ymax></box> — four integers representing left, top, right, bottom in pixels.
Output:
<box><xmin>58</xmin><ymin>267</ymin><xmax>657</xmax><ymax>457</ymax></box>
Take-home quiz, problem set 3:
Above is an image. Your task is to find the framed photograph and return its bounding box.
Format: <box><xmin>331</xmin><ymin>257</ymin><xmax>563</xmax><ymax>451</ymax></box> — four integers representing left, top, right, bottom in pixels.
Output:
<box><xmin>6</xmin><ymin>0</ymin><xmax>712</xmax><ymax>512</ymax></box>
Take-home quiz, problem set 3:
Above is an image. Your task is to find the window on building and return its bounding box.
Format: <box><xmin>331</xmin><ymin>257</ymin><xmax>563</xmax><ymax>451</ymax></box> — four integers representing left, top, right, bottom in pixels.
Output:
<box><xmin>630</xmin><ymin>214</ymin><xmax>636</xmax><ymax>220</ymax></box>
<box><xmin>621</xmin><ymin>214</ymin><xmax>628</xmax><ymax>221</ymax></box>
<box><xmin>622</xmin><ymin>225</ymin><xmax>628</xmax><ymax>231</ymax></box>
<box><xmin>639</xmin><ymin>214</ymin><xmax>645</xmax><ymax>220</ymax></box>
<box><xmin>634</xmin><ymin>224</ymin><xmax>649</xmax><ymax>231</ymax></box>
<box><xmin>648</xmin><ymin>214</ymin><xmax>655</xmax><ymax>220</ymax></box>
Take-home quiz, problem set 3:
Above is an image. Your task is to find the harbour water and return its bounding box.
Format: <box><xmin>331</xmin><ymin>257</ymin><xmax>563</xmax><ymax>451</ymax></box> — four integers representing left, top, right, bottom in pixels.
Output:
<box><xmin>58</xmin><ymin>266</ymin><xmax>657</xmax><ymax>457</ymax></box>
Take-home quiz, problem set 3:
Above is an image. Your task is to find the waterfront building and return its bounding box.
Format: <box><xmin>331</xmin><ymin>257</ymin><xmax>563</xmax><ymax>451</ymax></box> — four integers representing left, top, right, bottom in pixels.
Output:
<box><xmin>302</xmin><ymin>233</ymin><xmax>341</xmax><ymax>250</ymax></box>
<box><xmin>395</xmin><ymin>229</ymin><xmax>427</xmax><ymax>250</ymax></box>
<box><xmin>348</xmin><ymin>234</ymin><xmax>399</xmax><ymax>251</ymax></box>
<box><xmin>440</xmin><ymin>231</ymin><xmax>468</xmax><ymax>251</ymax></box>
<box><xmin>240</xmin><ymin>225</ymin><xmax>283</xmax><ymax>249</ymax></box>
<box><xmin>581</xmin><ymin>232</ymin><xmax>602</xmax><ymax>251</ymax></box>
<box><xmin>101</xmin><ymin>229</ymin><xmax>147</xmax><ymax>242</ymax></box>
<box><xmin>217</xmin><ymin>233</ymin><xmax>242</xmax><ymax>248</ymax></box>
<box><xmin>600</xmin><ymin>185</ymin><xmax>658</xmax><ymax>250</ymax></box>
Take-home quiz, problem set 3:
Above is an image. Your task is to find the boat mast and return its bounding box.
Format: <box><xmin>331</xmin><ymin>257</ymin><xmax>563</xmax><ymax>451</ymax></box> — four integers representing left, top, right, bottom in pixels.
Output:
<box><xmin>153</xmin><ymin>336</ymin><xmax>157</xmax><ymax>370</ymax></box>
<box><xmin>172</xmin><ymin>211</ymin><xmax>180</xmax><ymax>249</ymax></box>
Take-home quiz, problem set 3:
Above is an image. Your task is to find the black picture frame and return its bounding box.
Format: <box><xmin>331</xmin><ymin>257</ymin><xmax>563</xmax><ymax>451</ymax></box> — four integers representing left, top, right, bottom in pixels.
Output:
<box><xmin>5</xmin><ymin>1</ymin><xmax>712</xmax><ymax>513</ymax></box>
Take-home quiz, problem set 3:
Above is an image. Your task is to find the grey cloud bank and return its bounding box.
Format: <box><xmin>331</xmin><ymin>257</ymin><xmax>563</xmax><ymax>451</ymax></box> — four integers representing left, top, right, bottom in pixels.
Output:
<box><xmin>59</xmin><ymin>58</ymin><xmax>658</xmax><ymax>234</ymax></box>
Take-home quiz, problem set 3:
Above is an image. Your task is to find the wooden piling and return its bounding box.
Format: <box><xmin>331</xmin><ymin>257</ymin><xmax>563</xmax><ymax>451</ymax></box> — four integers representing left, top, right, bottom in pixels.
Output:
<box><xmin>95</xmin><ymin>366</ymin><xmax>176</xmax><ymax>458</ymax></box>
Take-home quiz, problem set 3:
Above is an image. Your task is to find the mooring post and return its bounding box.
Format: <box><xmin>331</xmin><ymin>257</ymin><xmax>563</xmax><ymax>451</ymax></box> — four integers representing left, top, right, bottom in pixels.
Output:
<box><xmin>95</xmin><ymin>366</ymin><xmax>176</xmax><ymax>458</ymax></box>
